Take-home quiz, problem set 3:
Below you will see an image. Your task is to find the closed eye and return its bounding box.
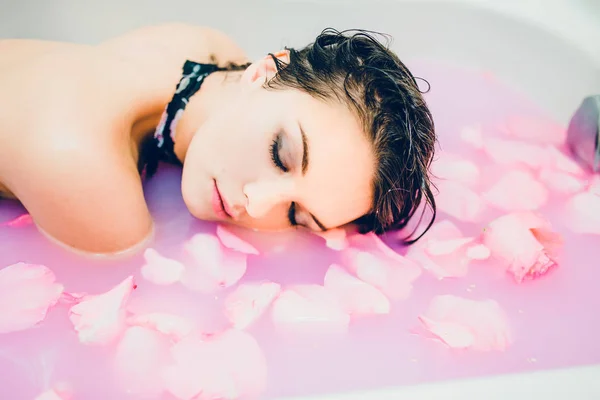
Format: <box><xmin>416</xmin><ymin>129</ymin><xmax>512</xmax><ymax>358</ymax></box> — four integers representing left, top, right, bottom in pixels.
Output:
<box><xmin>270</xmin><ymin>133</ymin><xmax>298</xmax><ymax>226</ymax></box>
<box><xmin>270</xmin><ymin>136</ymin><xmax>288</xmax><ymax>172</ymax></box>
<box><xmin>288</xmin><ymin>201</ymin><xmax>298</xmax><ymax>226</ymax></box>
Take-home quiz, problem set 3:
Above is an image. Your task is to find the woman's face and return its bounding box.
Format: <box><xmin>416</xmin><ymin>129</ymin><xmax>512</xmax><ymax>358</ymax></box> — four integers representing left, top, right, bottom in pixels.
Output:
<box><xmin>181</xmin><ymin>54</ymin><xmax>375</xmax><ymax>232</ymax></box>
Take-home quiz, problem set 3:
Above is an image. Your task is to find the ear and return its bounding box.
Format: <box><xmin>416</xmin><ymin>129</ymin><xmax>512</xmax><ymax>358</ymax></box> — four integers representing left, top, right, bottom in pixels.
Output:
<box><xmin>241</xmin><ymin>50</ymin><xmax>290</xmax><ymax>85</ymax></box>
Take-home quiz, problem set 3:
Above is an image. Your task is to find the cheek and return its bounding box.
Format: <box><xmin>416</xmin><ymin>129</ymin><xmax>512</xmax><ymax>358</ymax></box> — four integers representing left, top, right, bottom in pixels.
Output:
<box><xmin>180</xmin><ymin>138</ymin><xmax>209</xmax><ymax>216</ymax></box>
<box><xmin>208</xmin><ymin>118</ymin><xmax>273</xmax><ymax>177</ymax></box>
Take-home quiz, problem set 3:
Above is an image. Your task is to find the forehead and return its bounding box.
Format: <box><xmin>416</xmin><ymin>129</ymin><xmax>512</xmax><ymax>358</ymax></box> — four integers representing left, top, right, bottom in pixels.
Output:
<box><xmin>292</xmin><ymin>91</ymin><xmax>375</xmax><ymax>228</ymax></box>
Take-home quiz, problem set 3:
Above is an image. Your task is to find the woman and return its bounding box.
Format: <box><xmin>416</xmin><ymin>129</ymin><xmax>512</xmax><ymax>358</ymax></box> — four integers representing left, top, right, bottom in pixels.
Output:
<box><xmin>0</xmin><ymin>23</ymin><xmax>437</xmax><ymax>254</ymax></box>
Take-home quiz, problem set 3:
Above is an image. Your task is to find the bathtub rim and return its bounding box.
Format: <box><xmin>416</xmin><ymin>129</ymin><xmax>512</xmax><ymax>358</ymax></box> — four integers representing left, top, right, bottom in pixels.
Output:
<box><xmin>279</xmin><ymin>364</ymin><xmax>600</xmax><ymax>400</ymax></box>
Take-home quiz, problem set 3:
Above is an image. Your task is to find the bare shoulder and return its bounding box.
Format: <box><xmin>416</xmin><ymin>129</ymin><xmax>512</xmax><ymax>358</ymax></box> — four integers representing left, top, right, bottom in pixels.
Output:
<box><xmin>99</xmin><ymin>23</ymin><xmax>249</xmax><ymax>67</ymax></box>
<box><xmin>0</xmin><ymin>39</ymin><xmax>86</xmax><ymax>71</ymax></box>
<box><xmin>0</xmin><ymin>38</ymin><xmax>155</xmax><ymax>254</ymax></box>
<box><xmin>5</xmin><ymin>131</ymin><xmax>153</xmax><ymax>254</ymax></box>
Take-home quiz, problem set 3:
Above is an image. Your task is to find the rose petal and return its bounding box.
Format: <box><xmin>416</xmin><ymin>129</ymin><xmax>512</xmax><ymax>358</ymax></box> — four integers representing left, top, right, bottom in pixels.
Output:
<box><xmin>114</xmin><ymin>326</ymin><xmax>169</xmax><ymax>397</ymax></box>
<box><xmin>466</xmin><ymin>244</ymin><xmax>491</xmax><ymax>260</ymax></box>
<box><xmin>544</xmin><ymin>146</ymin><xmax>586</xmax><ymax>176</ymax></box>
<box><xmin>419</xmin><ymin>316</ymin><xmax>475</xmax><ymax>349</ymax></box>
<box><xmin>0</xmin><ymin>263</ymin><xmax>63</xmax><ymax>333</ymax></box>
<box><xmin>418</xmin><ymin>295</ymin><xmax>512</xmax><ymax>351</ymax></box>
<box><xmin>460</xmin><ymin>125</ymin><xmax>484</xmax><ymax>149</ymax></box>
<box><xmin>141</xmin><ymin>248</ymin><xmax>185</xmax><ymax>285</ymax></box>
<box><xmin>59</xmin><ymin>292</ymin><xmax>86</xmax><ymax>306</ymax></box>
<box><xmin>405</xmin><ymin>221</ymin><xmax>476</xmax><ymax>279</ymax></box>
<box><xmin>1</xmin><ymin>213</ymin><xmax>34</xmax><ymax>227</ymax></box>
<box><xmin>127</xmin><ymin>312</ymin><xmax>194</xmax><ymax>341</ymax></box>
<box><xmin>224</xmin><ymin>282</ymin><xmax>281</xmax><ymax>329</ymax></box>
<box><xmin>344</xmin><ymin>233</ymin><xmax>421</xmax><ymax>299</ymax></box>
<box><xmin>431</xmin><ymin>153</ymin><xmax>480</xmax><ymax>186</ymax></box>
<box><xmin>182</xmin><ymin>233</ymin><xmax>247</xmax><ymax>293</ymax></box>
<box><xmin>162</xmin><ymin>329</ymin><xmax>267</xmax><ymax>400</ymax></box>
<box><xmin>216</xmin><ymin>225</ymin><xmax>260</xmax><ymax>255</ymax></box>
<box><xmin>313</xmin><ymin>228</ymin><xmax>349</xmax><ymax>250</ymax></box>
<box><xmin>68</xmin><ymin>276</ymin><xmax>135</xmax><ymax>345</ymax></box>
<box><xmin>589</xmin><ymin>176</ymin><xmax>600</xmax><ymax>196</ymax></box>
<box><xmin>505</xmin><ymin>116</ymin><xmax>566</xmax><ymax>145</ymax></box>
<box><xmin>345</xmin><ymin>231</ymin><xmax>408</xmax><ymax>264</ymax></box>
<box><xmin>271</xmin><ymin>285</ymin><xmax>350</xmax><ymax>333</ymax></box>
<box><xmin>483</xmin><ymin>138</ymin><xmax>549</xmax><ymax>169</ymax></box>
<box><xmin>539</xmin><ymin>169</ymin><xmax>587</xmax><ymax>194</ymax></box>
<box><xmin>423</xmin><ymin>220</ymin><xmax>464</xmax><ymax>240</ymax></box>
<box><xmin>324</xmin><ymin>264</ymin><xmax>390</xmax><ymax>315</ymax></box>
<box><xmin>483</xmin><ymin>212</ymin><xmax>561</xmax><ymax>282</ymax></box>
<box><xmin>484</xmin><ymin>170</ymin><xmax>548</xmax><ymax>211</ymax></box>
<box><xmin>426</xmin><ymin>237</ymin><xmax>475</xmax><ymax>256</ymax></box>
<box><xmin>564</xmin><ymin>191</ymin><xmax>600</xmax><ymax>235</ymax></box>
<box><xmin>435</xmin><ymin>180</ymin><xmax>485</xmax><ymax>222</ymax></box>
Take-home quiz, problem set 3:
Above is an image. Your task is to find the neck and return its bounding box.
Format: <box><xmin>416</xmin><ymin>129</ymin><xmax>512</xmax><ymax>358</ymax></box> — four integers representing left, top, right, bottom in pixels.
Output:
<box><xmin>131</xmin><ymin>69</ymin><xmax>242</xmax><ymax>162</ymax></box>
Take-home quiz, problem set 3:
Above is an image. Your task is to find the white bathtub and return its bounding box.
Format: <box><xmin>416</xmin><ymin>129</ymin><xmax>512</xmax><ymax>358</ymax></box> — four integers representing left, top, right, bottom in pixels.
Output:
<box><xmin>1</xmin><ymin>1</ymin><xmax>599</xmax><ymax>399</ymax></box>
<box><xmin>279</xmin><ymin>3</ymin><xmax>600</xmax><ymax>399</ymax></box>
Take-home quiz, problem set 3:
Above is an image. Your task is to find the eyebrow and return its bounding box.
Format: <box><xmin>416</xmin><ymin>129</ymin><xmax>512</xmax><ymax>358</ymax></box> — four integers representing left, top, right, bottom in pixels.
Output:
<box><xmin>297</xmin><ymin>122</ymin><xmax>326</xmax><ymax>231</ymax></box>
<box><xmin>299</xmin><ymin>122</ymin><xmax>309</xmax><ymax>175</ymax></box>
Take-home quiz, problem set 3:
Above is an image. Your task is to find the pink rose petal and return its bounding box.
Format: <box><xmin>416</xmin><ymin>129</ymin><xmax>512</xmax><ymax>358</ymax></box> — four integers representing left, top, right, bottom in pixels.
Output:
<box><xmin>544</xmin><ymin>146</ymin><xmax>586</xmax><ymax>176</ymax></box>
<box><xmin>426</xmin><ymin>237</ymin><xmax>474</xmax><ymax>256</ymax></box>
<box><xmin>483</xmin><ymin>212</ymin><xmax>562</xmax><ymax>282</ymax></box>
<box><xmin>68</xmin><ymin>276</ymin><xmax>135</xmax><ymax>345</ymax></box>
<box><xmin>405</xmin><ymin>221</ymin><xmax>478</xmax><ymax>279</ymax></box>
<box><xmin>216</xmin><ymin>225</ymin><xmax>260</xmax><ymax>255</ymax></box>
<box><xmin>324</xmin><ymin>264</ymin><xmax>390</xmax><ymax>315</ymax></box>
<box><xmin>484</xmin><ymin>170</ymin><xmax>548</xmax><ymax>211</ymax></box>
<box><xmin>564</xmin><ymin>191</ymin><xmax>600</xmax><ymax>235</ymax></box>
<box><xmin>271</xmin><ymin>285</ymin><xmax>350</xmax><ymax>333</ymax></box>
<box><xmin>460</xmin><ymin>125</ymin><xmax>484</xmax><ymax>149</ymax></box>
<box><xmin>505</xmin><ymin>116</ymin><xmax>566</xmax><ymax>145</ymax></box>
<box><xmin>418</xmin><ymin>295</ymin><xmax>512</xmax><ymax>351</ymax></box>
<box><xmin>59</xmin><ymin>292</ymin><xmax>86</xmax><ymax>306</ymax></box>
<box><xmin>162</xmin><ymin>329</ymin><xmax>267</xmax><ymax>400</ymax></box>
<box><xmin>431</xmin><ymin>153</ymin><xmax>480</xmax><ymax>186</ymax></box>
<box><xmin>224</xmin><ymin>281</ymin><xmax>281</xmax><ymax>329</ymax></box>
<box><xmin>0</xmin><ymin>263</ymin><xmax>63</xmax><ymax>333</ymax></box>
<box><xmin>1</xmin><ymin>213</ymin><xmax>34</xmax><ymax>227</ymax></box>
<box><xmin>435</xmin><ymin>180</ymin><xmax>485</xmax><ymax>222</ymax></box>
<box><xmin>466</xmin><ymin>244</ymin><xmax>491</xmax><ymax>260</ymax></box>
<box><xmin>421</xmin><ymin>220</ymin><xmax>463</xmax><ymax>240</ymax></box>
<box><xmin>539</xmin><ymin>169</ymin><xmax>587</xmax><ymax>194</ymax></box>
<box><xmin>182</xmin><ymin>233</ymin><xmax>247</xmax><ymax>293</ymax></box>
<box><xmin>127</xmin><ymin>312</ymin><xmax>194</xmax><ymax>341</ymax></box>
<box><xmin>483</xmin><ymin>138</ymin><xmax>549</xmax><ymax>169</ymax></box>
<box><xmin>114</xmin><ymin>326</ymin><xmax>170</xmax><ymax>397</ymax></box>
<box><xmin>141</xmin><ymin>248</ymin><xmax>185</xmax><ymax>285</ymax></box>
<box><xmin>589</xmin><ymin>176</ymin><xmax>600</xmax><ymax>196</ymax></box>
<box><xmin>313</xmin><ymin>228</ymin><xmax>349</xmax><ymax>250</ymax></box>
<box><xmin>344</xmin><ymin>233</ymin><xmax>421</xmax><ymax>300</ymax></box>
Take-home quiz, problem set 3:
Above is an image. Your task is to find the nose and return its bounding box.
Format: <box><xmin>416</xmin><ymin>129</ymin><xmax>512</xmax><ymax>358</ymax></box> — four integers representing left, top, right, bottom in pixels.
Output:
<box><xmin>243</xmin><ymin>178</ymin><xmax>295</xmax><ymax>219</ymax></box>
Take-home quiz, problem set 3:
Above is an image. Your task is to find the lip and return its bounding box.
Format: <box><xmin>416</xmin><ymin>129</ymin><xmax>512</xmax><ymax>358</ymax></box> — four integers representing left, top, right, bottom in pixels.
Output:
<box><xmin>212</xmin><ymin>180</ymin><xmax>231</xmax><ymax>220</ymax></box>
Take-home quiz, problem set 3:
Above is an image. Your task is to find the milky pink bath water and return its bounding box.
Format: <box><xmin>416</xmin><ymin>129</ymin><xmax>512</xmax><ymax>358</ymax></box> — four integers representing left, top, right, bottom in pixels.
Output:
<box><xmin>1</xmin><ymin>61</ymin><xmax>599</xmax><ymax>400</ymax></box>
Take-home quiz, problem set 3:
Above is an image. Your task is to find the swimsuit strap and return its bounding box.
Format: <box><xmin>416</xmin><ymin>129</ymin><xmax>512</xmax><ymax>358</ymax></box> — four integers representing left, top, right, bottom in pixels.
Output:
<box><xmin>139</xmin><ymin>60</ymin><xmax>222</xmax><ymax>179</ymax></box>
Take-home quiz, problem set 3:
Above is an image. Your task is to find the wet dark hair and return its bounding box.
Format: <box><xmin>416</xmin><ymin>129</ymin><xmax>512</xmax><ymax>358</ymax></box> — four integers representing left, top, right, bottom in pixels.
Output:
<box><xmin>266</xmin><ymin>28</ymin><xmax>437</xmax><ymax>244</ymax></box>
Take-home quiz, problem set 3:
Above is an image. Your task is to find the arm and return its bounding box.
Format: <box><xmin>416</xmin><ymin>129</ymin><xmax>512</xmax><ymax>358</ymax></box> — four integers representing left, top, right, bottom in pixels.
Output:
<box><xmin>7</xmin><ymin>138</ymin><xmax>154</xmax><ymax>255</ymax></box>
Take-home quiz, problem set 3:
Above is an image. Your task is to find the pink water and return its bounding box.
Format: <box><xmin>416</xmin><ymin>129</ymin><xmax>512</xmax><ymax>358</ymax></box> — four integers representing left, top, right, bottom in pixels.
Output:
<box><xmin>1</xmin><ymin>61</ymin><xmax>599</xmax><ymax>400</ymax></box>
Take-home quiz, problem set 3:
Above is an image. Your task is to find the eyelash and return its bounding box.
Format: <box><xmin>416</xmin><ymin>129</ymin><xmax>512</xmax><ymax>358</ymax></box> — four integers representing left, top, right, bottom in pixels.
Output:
<box><xmin>270</xmin><ymin>137</ymin><xmax>288</xmax><ymax>173</ymax></box>
<box><xmin>270</xmin><ymin>135</ymin><xmax>297</xmax><ymax>227</ymax></box>
<box><xmin>288</xmin><ymin>201</ymin><xmax>298</xmax><ymax>226</ymax></box>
